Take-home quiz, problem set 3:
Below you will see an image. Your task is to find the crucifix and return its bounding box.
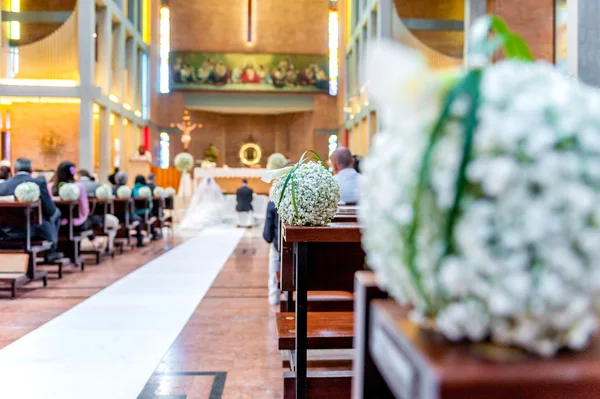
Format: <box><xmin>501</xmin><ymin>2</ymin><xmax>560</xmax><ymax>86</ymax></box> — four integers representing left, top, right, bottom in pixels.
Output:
<box><xmin>171</xmin><ymin>110</ymin><xmax>203</xmax><ymax>151</ymax></box>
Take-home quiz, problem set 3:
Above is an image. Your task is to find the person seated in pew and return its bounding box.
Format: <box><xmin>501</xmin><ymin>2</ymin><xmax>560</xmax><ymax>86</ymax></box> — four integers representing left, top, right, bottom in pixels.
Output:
<box><xmin>263</xmin><ymin>200</ymin><xmax>280</xmax><ymax>305</ymax></box>
<box><xmin>77</xmin><ymin>169</ymin><xmax>100</xmax><ymax>197</ymax></box>
<box><xmin>0</xmin><ymin>158</ymin><xmax>64</xmax><ymax>262</ymax></box>
<box><xmin>49</xmin><ymin>162</ymin><xmax>106</xmax><ymax>249</ymax></box>
<box><xmin>331</xmin><ymin>147</ymin><xmax>360</xmax><ymax>205</ymax></box>
<box><xmin>147</xmin><ymin>173</ymin><xmax>157</xmax><ymax>191</ymax></box>
<box><xmin>0</xmin><ymin>166</ymin><xmax>12</xmax><ymax>184</ymax></box>
<box><xmin>113</xmin><ymin>172</ymin><xmax>145</xmax><ymax>247</ymax></box>
<box><xmin>132</xmin><ymin>175</ymin><xmax>157</xmax><ymax>240</ymax></box>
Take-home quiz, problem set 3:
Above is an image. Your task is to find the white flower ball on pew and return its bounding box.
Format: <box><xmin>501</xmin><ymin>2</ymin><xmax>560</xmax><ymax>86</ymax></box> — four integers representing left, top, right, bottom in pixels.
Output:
<box><xmin>267</xmin><ymin>153</ymin><xmax>287</xmax><ymax>170</ymax></box>
<box><xmin>360</xmin><ymin>40</ymin><xmax>600</xmax><ymax>357</ymax></box>
<box><xmin>138</xmin><ymin>186</ymin><xmax>152</xmax><ymax>199</ymax></box>
<box><xmin>269</xmin><ymin>160</ymin><xmax>340</xmax><ymax>226</ymax></box>
<box><xmin>165</xmin><ymin>187</ymin><xmax>176</xmax><ymax>197</ymax></box>
<box><xmin>174</xmin><ymin>152</ymin><xmax>194</xmax><ymax>172</ymax></box>
<box><xmin>153</xmin><ymin>186</ymin><xmax>165</xmax><ymax>198</ymax></box>
<box><xmin>95</xmin><ymin>185</ymin><xmax>113</xmax><ymax>200</ymax></box>
<box><xmin>14</xmin><ymin>182</ymin><xmax>40</xmax><ymax>202</ymax></box>
<box><xmin>58</xmin><ymin>183</ymin><xmax>80</xmax><ymax>201</ymax></box>
<box><xmin>116</xmin><ymin>185</ymin><xmax>132</xmax><ymax>199</ymax></box>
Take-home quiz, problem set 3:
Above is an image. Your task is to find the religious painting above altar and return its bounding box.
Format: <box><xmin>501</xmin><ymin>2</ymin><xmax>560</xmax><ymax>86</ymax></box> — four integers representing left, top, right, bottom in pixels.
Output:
<box><xmin>169</xmin><ymin>52</ymin><xmax>329</xmax><ymax>93</ymax></box>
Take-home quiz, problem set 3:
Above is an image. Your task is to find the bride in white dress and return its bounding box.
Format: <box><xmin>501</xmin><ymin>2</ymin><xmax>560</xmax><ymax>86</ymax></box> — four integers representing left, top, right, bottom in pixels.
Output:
<box><xmin>179</xmin><ymin>177</ymin><xmax>225</xmax><ymax>230</ymax></box>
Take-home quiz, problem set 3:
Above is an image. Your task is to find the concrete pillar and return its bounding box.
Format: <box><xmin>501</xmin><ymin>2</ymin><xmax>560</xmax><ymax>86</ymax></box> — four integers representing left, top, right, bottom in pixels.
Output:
<box><xmin>98</xmin><ymin>107</ymin><xmax>112</xmax><ymax>183</ymax></box>
<box><xmin>97</xmin><ymin>7</ymin><xmax>112</xmax><ymax>92</ymax></box>
<box><xmin>78</xmin><ymin>0</ymin><xmax>96</xmax><ymax>171</ymax></box>
<box><xmin>113</xmin><ymin>23</ymin><xmax>126</xmax><ymax>100</ymax></box>
<box><xmin>118</xmin><ymin>116</ymin><xmax>126</xmax><ymax>169</ymax></box>
<box><xmin>126</xmin><ymin>38</ymin><xmax>138</xmax><ymax>107</ymax></box>
<box><xmin>464</xmin><ymin>0</ymin><xmax>487</xmax><ymax>66</ymax></box>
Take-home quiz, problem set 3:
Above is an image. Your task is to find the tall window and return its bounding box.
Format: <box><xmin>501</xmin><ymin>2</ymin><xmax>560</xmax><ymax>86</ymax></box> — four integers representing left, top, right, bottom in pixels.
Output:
<box><xmin>159</xmin><ymin>132</ymin><xmax>170</xmax><ymax>169</ymax></box>
<box><xmin>159</xmin><ymin>6</ymin><xmax>171</xmax><ymax>93</ymax></box>
<box><xmin>329</xmin><ymin>8</ymin><xmax>339</xmax><ymax>96</ymax></box>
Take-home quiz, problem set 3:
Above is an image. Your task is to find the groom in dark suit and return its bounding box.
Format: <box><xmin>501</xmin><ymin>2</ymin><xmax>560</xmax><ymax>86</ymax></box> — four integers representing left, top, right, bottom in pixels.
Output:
<box><xmin>236</xmin><ymin>179</ymin><xmax>254</xmax><ymax>227</ymax></box>
<box><xmin>0</xmin><ymin>158</ymin><xmax>63</xmax><ymax>262</ymax></box>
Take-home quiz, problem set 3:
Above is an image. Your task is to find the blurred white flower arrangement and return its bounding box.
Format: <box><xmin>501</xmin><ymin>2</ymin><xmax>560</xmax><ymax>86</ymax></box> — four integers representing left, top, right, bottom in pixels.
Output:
<box><xmin>360</xmin><ymin>16</ymin><xmax>600</xmax><ymax>356</ymax></box>
<box><xmin>264</xmin><ymin>151</ymin><xmax>340</xmax><ymax>226</ymax></box>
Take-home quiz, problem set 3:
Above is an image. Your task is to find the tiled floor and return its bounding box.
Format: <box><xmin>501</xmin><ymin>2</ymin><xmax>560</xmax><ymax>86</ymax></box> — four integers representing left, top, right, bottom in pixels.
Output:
<box><xmin>0</xmin><ymin>228</ymin><xmax>283</xmax><ymax>399</ymax></box>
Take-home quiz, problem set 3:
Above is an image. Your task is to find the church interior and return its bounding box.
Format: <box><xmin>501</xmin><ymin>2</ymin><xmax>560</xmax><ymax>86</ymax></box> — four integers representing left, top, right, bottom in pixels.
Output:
<box><xmin>2</xmin><ymin>0</ymin><xmax>599</xmax><ymax>398</ymax></box>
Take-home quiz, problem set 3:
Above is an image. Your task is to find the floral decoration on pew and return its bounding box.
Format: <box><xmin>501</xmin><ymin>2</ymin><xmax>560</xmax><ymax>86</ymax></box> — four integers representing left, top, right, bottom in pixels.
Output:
<box><xmin>58</xmin><ymin>183</ymin><xmax>81</xmax><ymax>201</ymax></box>
<box><xmin>153</xmin><ymin>186</ymin><xmax>166</xmax><ymax>198</ymax></box>
<box><xmin>360</xmin><ymin>15</ymin><xmax>600</xmax><ymax>356</ymax></box>
<box><xmin>116</xmin><ymin>186</ymin><xmax>132</xmax><ymax>199</ymax></box>
<box><xmin>14</xmin><ymin>182</ymin><xmax>40</xmax><ymax>202</ymax></box>
<box><xmin>165</xmin><ymin>187</ymin><xmax>177</xmax><ymax>197</ymax></box>
<box><xmin>138</xmin><ymin>186</ymin><xmax>153</xmax><ymax>199</ymax></box>
<box><xmin>95</xmin><ymin>185</ymin><xmax>113</xmax><ymax>200</ymax></box>
<box><xmin>263</xmin><ymin>150</ymin><xmax>340</xmax><ymax>226</ymax></box>
<box><xmin>174</xmin><ymin>152</ymin><xmax>195</xmax><ymax>172</ymax></box>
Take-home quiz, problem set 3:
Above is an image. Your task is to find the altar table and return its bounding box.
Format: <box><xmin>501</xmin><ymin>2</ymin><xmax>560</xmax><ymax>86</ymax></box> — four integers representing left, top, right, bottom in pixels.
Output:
<box><xmin>193</xmin><ymin>168</ymin><xmax>272</xmax><ymax>195</ymax></box>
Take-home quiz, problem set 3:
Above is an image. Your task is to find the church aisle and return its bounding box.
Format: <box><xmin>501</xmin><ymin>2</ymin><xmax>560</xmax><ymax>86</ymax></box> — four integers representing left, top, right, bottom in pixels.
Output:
<box><xmin>0</xmin><ymin>227</ymin><xmax>244</xmax><ymax>399</ymax></box>
<box><xmin>141</xmin><ymin>229</ymin><xmax>283</xmax><ymax>399</ymax></box>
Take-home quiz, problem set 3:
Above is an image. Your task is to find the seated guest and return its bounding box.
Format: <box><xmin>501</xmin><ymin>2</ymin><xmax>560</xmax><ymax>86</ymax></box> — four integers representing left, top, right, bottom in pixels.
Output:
<box><xmin>132</xmin><ymin>175</ymin><xmax>157</xmax><ymax>240</ymax></box>
<box><xmin>353</xmin><ymin>155</ymin><xmax>362</xmax><ymax>174</ymax></box>
<box><xmin>0</xmin><ymin>158</ymin><xmax>63</xmax><ymax>262</ymax></box>
<box><xmin>331</xmin><ymin>147</ymin><xmax>360</xmax><ymax>205</ymax></box>
<box><xmin>113</xmin><ymin>172</ymin><xmax>144</xmax><ymax>247</ymax></box>
<box><xmin>0</xmin><ymin>165</ymin><xmax>12</xmax><ymax>183</ymax></box>
<box><xmin>108</xmin><ymin>167</ymin><xmax>120</xmax><ymax>186</ymax></box>
<box><xmin>236</xmin><ymin>179</ymin><xmax>254</xmax><ymax>228</ymax></box>
<box><xmin>49</xmin><ymin>162</ymin><xmax>104</xmax><ymax>248</ymax></box>
<box><xmin>263</xmin><ymin>200</ymin><xmax>280</xmax><ymax>305</ymax></box>
<box><xmin>147</xmin><ymin>173</ymin><xmax>157</xmax><ymax>191</ymax></box>
<box><xmin>77</xmin><ymin>169</ymin><xmax>100</xmax><ymax>197</ymax></box>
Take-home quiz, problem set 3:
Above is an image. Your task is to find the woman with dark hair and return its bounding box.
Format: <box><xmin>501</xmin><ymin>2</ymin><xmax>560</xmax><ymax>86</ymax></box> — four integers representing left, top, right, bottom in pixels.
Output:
<box><xmin>0</xmin><ymin>165</ymin><xmax>12</xmax><ymax>183</ymax></box>
<box><xmin>49</xmin><ymin>161</ymin><xmax>102</xmax><ymax>247</ymax></box>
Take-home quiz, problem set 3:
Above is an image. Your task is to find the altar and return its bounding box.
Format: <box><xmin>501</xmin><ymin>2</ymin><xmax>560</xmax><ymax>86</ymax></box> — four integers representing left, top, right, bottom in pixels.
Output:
<box><xmin>193</xmin><ymin>167</ymin><xmax>272</xmax><ymax>195</ymax></box>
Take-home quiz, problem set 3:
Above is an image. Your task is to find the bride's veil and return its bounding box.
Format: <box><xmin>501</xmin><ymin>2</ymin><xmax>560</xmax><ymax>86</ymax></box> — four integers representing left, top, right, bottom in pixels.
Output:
<box><xmin>180</xmin><ymin>177</ymin><xmax>225</xmax><ymax>229</ymax></box>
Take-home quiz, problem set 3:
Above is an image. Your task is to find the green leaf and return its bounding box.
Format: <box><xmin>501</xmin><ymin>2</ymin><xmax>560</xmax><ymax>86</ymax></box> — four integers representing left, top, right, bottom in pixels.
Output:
<box><xmin>468</xmin><ymin>15</ymin><xmax>534</xmax><ymax>64</ymax></box>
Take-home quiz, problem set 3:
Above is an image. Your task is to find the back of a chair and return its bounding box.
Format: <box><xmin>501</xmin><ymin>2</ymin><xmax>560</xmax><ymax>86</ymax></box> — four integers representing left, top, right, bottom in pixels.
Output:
<box><xmin>164</xmin><ymin>197</ymin><xmax>174</xmax><ymax>210</ymax></box>
<box><xmin>151</xmin><ymin>197</ymin><xmax>165</xmax><ymax>218</ymax></box>
<box><xmin>90</xmin><ymin>199</ymin><xmax>112</xmax><ymax>217</ymax></box>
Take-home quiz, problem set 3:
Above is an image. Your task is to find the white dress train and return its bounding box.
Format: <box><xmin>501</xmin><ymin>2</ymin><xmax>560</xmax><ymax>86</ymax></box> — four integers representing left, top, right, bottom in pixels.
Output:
<box><xmin>179</xmin><ymin>177</ymin><xmax>225</xmax><ymax>231</ymax></box>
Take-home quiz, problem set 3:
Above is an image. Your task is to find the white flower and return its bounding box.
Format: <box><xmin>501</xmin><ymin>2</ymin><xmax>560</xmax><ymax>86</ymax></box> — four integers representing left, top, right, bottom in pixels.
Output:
<box><xmin>270</xmin><ymin>161</ymin><xmax>340</xmax><ymax>226</ymax></box>
<box><xmin>137</xmin><ymin>186</ymin><xmax>152</xmax><ymax>199</ymax></box>
<box><xmin>267</xmin><ymin>153</ymin><xmax>288</xmax><ymax>170</ymax></box>
<box><xmin>58</xmin><ymin>183</ymin><xmax>80</xmax><ymax>201</ymax></box>
<box><xmin>95</xmin><ymin>185</ymin><xmax>113</xmax><ymax>200</ymax></box>
<box><xmin>174</xmin><ymin>152</ymin><xmax>194</xmax><ymax>172</ymax></box>
<box><xmin>360</xmin><ymin>42</ymin><xmax>600</xmax><ymax>356</ymax></box>
<box><xmin>165</xmin><ymin>187</ymin><xmax>176</xmax><ymax>197</ymax></box>
<box><xmin>262</xmin><ymin>166</ymin><xmax>293</xmax><ymax>183</ymax></box>
<box><xmin>116</xmin><ymin>186</ymin><xmax>132</xmax><ymax>199</ymax></box>
<box><xmin>14</xmin><ymin>182</ymin><xmax>40</xmax><ymax>202</ymax></box>
<box><xmin>153</xmin><ymin>186</ymin><xmax>165</xmax><ymax>198</ymax></box>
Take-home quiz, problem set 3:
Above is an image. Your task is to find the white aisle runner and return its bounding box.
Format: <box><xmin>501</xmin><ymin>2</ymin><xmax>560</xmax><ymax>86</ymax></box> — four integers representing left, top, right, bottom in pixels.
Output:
<box><xmin>0</xmin><ymin>227</ymin><xmax>244</xmax><ymax>399</ymax></box>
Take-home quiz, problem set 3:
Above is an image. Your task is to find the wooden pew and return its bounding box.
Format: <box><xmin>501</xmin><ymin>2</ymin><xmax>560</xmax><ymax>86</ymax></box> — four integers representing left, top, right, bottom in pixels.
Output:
<box><xmin>53</xmin><ymin>200</ymin><xmax>92</xmax><ymax>276</ymax></box>
<box><xmin>277</xmin><ymin>222</ymin><xmax>365</xmax><ymax>399</ymax></box>
<box><xmin>0</xmin><ymin>253</ymin><xmax>31</xmax><ymax>298</ymax></box>
<box><xmin>134</xmin><ymin>198</ymin><xmax>157</xmax><ymax>241</ymax></box>
<box><xmin>162</xmin><ymin>196</ymin><xmax>175</xmax><ymax>236</ymax></box>
<box><xmin>151</xmin><ymin>197</ymin><xmax>168</xmax><ymax>238</ymax></box>
<box><xmin>279</xmin><ymin>207</ymin><xmax>359</xmax><ymax>312</ymax></box>
<box><xmin>113</xmin><ymin>198</ymin><xmax>139</xmax><ymax>252</ymax></box>
<box><xmin>81</xmin><ymin>198</ymin><xmax>118</xmax><ymax>263</ymax></box>
<box><xmin>0</xmin><ymin>201</ymin><xmax>49</xmax><ymax>292</ymax></box>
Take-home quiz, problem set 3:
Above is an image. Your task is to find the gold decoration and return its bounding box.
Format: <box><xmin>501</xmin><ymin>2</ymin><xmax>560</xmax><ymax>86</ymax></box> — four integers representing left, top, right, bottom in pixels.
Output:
<box><xmin>239</xmin><ymin>143</ymin><xmax>262</xmax><ymax>166</ymax></box>
<box><xmin>40</xmin><ymin>130</ymin><xmax>64</xmax><ymax>156</ymax></box>
<box><xmin>170</xmin><ymin>109</ymin><xmax>203</xmax><ymax>151</ymax></box>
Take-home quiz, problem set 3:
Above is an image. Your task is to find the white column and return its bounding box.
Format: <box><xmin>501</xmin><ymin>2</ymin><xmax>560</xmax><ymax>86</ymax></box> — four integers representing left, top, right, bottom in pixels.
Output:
<box><xmin>464</xmin><ymin>0</ymin><xmax>487</xmax><ymax>66</ymax></box>
<box><xmin>98</xmin><ymin>107</ymin><xmax>112</xmax><ymax>184</ymax></box>
<box><xmin>78</xmin><ymin>0</ymin><xmax>96</xmax><ymax>171</ymax></box>
<box><xmin>126</xmin><ymin>39</ymin><xmax>138</xmax><ymax>107</ymax></box>
<box><xmin>97</xmin><ymin>6</ymin><xmax>113</xmax><ymax>93</ymax></box>
<box><xmin>576</xmin><ymin>0</ymin><xmax>600</xmax><ymax>86</ymax></box>
<box><xmin>118</xmin><ymin>116</ymin><xmax>126</xmax><ymax>169</ymax></box>
<box><xmin>115</xmin><ymin>23</ymin><xmax>127</xmax><ymax>101</ymax></box>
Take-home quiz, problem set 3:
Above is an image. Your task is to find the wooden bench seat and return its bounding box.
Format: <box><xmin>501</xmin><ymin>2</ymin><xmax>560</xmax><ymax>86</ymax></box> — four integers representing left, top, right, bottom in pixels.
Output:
<box><xmin>0</xmin><ymin>253</ymin><xmax>46</xmax><ymax>298</ymax></box>
<box><xmin>284</xmin><ymin>371</ymin><xmax>352</xmax><ymax>399</ymax></box>
<box><xmin>276</xmin><ymin>312</ymin><xmax>354</xmax><ymax>350</ymax></box>
<box><xmin>113</xmin><ymin>198</ymin><xmax>139</xmax><ymax>252</ymax></box>
<box><xmin>54</xmin><ymin>200</ymin><xmax>90</xmax><ymax>273</ymax></box>
<box><xmin>280</xmin><ymin>291</ymin><xmax>354</xmax><ymax>312</ymax></box>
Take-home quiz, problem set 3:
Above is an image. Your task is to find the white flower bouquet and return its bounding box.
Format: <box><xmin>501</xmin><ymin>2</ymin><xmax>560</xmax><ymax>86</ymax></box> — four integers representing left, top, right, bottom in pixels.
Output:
<box><xmin>153</xmin><ymin>186</ymin><xmax>165</xmax><ymax>198</ymax></box>
<box><xmin>58</xmin><ymin>183</ymin><xmax>80</xmax><ymax>201</ymax></box>
<box><xmin>361</xmin><ymin>16</ymin><xmax>600</xmax><ymax>356</ymax></box>
<box><xmin>95</xmin><ymin>185</ymin><xmax>113</xmax><ymax>200</ymax></box>
<box><xmin>165</xmin><ymin>187</ymin><xmax>176</xmax><ymax>197</ymax></box>
<box><xmin>137</xmin><ymin>186</ymin><xmax>152</xmax><ymax>199</ymax></box>
<box><xmin>174</xmin><ymin>152</ymin><xmax>194</xmax><ymax>172</ymax></box>
<box><xmin>14</xmin><ymin>182</ymin><xmax>40</xmax><ymax>202</ymax></box>
<box><xmin>267</xmin><ymin>153</ymin><xmax>287</xmax><ymax>170</ymax></box>
<box><xmin>116</xmin><ymin>186</ymin><xmax>132</xmax><ymax>199</ymax></box>
<box><xmin>264</xmin><ymin>151</ymin><xmax>340</xmax><ymax>226</ymax></box>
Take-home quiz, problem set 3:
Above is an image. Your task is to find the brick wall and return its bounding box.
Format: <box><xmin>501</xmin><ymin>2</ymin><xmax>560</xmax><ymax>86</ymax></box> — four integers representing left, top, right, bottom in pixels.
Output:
<box><xmin>8</xmin><ymin>103</ymin><xmax>80</xmax><ymax>171</ymax></box>
<box><xmin>170</xmin><ymin>0</ymin><xmax>329</xmax><ymax>54</ymax></box>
